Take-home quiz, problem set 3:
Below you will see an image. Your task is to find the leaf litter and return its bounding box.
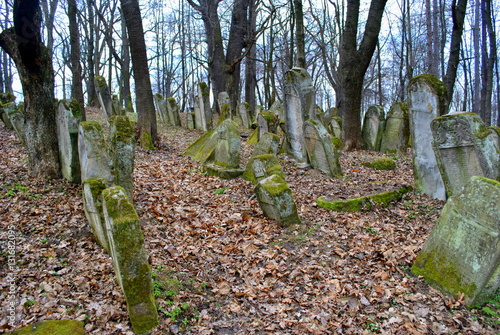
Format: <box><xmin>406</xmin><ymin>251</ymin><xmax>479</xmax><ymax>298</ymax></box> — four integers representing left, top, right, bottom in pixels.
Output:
<box><xmin>0</xmin><ymin>114</ymin><xmax>498</xmax><ymax>334</ymax></box>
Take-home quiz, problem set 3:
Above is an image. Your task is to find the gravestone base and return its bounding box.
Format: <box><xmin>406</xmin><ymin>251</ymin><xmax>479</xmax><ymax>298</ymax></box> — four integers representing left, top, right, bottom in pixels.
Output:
<box><xmin>204</xmin><ymin>164</ymin><xmax>245</xmax><ymax>180</ymax></box>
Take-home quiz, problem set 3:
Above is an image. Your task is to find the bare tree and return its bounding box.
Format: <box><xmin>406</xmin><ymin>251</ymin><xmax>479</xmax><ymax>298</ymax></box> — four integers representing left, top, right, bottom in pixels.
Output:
<box><xmin>68</xmin><ymin>0</ymin><xmax>85</xmax><ymax>115</ymax></box>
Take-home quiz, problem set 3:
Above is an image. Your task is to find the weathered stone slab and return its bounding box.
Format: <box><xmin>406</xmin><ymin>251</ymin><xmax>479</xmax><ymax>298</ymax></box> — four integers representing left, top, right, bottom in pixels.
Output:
<box><xmin>330</xmin><ymin>115</ymin><xmax>342</xmax><ymax>140</ymax></box>
<box><xmin>251</xmin><ymin>132</ymin><xmax>281</xmax><ymax>158</ymax></box>
<box><xmin>154</xmin><ymin>93</ymin><xmax>168</xmax><ymax>123</ymax></box>
<box><xmin>182</xmin><ymin>129</ymin><xmax>217</xmax><ymax>163</ymax></box>
<box><xmin>166</xmin><ymin>97</ymin><xmax>181</xmax><ymax>126</ymax></box>
<box><xmin>0</xmin><ymin>92</ymin><xmax>15</xmax><ymax>129</ymax></box>
<box><xmin>109</xmin><ymin>115</ymin><xmax>136</xmax><ymax>199</ymax></box>
<box><xmin>102</xmin><ymin>186</ymin><xmax>158</xmax><ymax>333</ymax></box>
<box><xmin>218</xmin><ymin>91</ymin><xmax>231</xmax><ymax>117</ymax></box>
<box><xmin>78</xmin><ymin>121</ymin><xmax>113</xmax><ymax>183</ymax></box>
<box><xmin>94</xmin><ymin>76</ymin><xmax>116</xmax><ymax>119</ymax></box>
<box><xmin>11</xmin><ymin>319</ymin><xmax>85</xmax><ymax>335</ymax></box>
<box><xmin>412</xmin><ymin>176</ymin><xmax>500</xmax><ymax>306</ymax></box>
<box><xmin>361</xmin><ymin>105</ymin><xmax>385</xmax><ymax>151</ymax></box>
<box><xmin>380</xmin><ymin>102</ymin><xmax>410</xmax><ymax>156</ymax></box>
<box><xmin>243</xmin><ymin>154</ymin><xmax>286</xmax><ymax>185</ymax></box>
<box><xmin>186</xmin><ymin>112</ymin><xmax>195</xmax><ymax>130</ymax></box>
<box><xmin>257</xmin><ymin>111</ymin><xmax>279</xmax><ymax>140</ymax></box>
<box><xmin>83</xmin><ymin>177</ymin><xmax>110</xmax><ymax>252</ymax></box>
<box><xmin>239</xmin><ymin>102</ymin><xmax>252</xmax><ymax>129</ymax></box>
<box><xmin>304</xmin><ymin>120</ymin><xmax>342</xmax><ymax>178</ymax></box>
<box><xmin>255</xmin><ymin>174</ymin><xmax>301</xmax><ymax>226</ymax></box>
<box><xmin>431</xmin><ymin>112</ymin><xmax>500</xmax><ymax>197</ymax></box>
<box><xmin>408</xmin><ymin>74</ymin><xmax>447</xmax><ymax>200</ymax></box>
<box><xmin>57</xmin><ymin>99</ymin><xmax>82</xmax><ymax>183</ymax></box>
<box><xmin>284</xmin><ymin>67</ymin><xmax>317</xmax><ymax>165</ymax></box>
<box><xmin>4</xmin><ymin>102</ymin><xmax>25</xmax><ymax>144</ymax></box>
<box><xmin>214</xmin><ymin>119</ymin><xmax>240</xmax><ymax>169</ymax></box>
<box><xmin>196</xmin><ymin>82</ymin><xmax>211</xmax><ymax>131</ymax></box>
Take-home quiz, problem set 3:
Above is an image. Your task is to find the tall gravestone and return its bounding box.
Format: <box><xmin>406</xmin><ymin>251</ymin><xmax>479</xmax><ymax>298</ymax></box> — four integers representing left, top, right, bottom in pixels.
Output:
<box><xmin>304</xmin><ymin>120</ymin><xmax>343</xmax><ymax>178</ymax></box>
<box><xmin>57</xmin><ymin>99</ymin><xmax>82</xmax><ymax>183</ymax></box>
<box><xmin>83</xmin><ymin>177</ymin><xmax>110</xmax><ymax>252</ymax></box>
<box><xmin>4</xmin><ymin>103</ymin><xmax>25</xmax><ymax>144</ymax></box>
<box><xmin>0</xmin><ymin>92</ymin><xmax>15</xmax><ymax>130</ymax></box>
<box><xmin>78</xmin><ymin>121</ymin><xmax>113</xmax><ymax>183</ymax></box>
<box><xmin>109</xmin><ymin>115</ymin><xmax>136</xmax><ymax>199</ymax></box>
<box><xmin>361</xmin><ymin>105</ymin><xmax>385</xmax><ymax>151</ymax></box>
<box><xmin>166</xmin><ymin>97</ymin><xmax>181</xmax><ymax>126</ymax></box>
<box><xmin>239</xmin><ymin>102</ymin><xmax>252</xmax><ymax>129</ymax></box>
<box><xmin>412</xmin><ymin>176</ymin><xmax>500</xmax><ymax>306</ymax></box>
<box><xmin>197</xmin><ymin>82</ymin><xmax>211</xmax><ymax>131</ymax></box>
<box><xmin>214</xmin><ymin>119</ymin><xmax>240</xmax><ymax>169</ymax></box>
<box><xmin>94</xmin><ymin>76</ymin><xmax>116</xmax><ymax>119</ymax></box>
<box><xmin>284</xmin><ymin>67</ymin><xmax>317</xmax><ymax>166</ymax></box>
<box><xmin>153</xmin><ymin>93</ymin><xmax>168</xmax><ymax>123</ymax></box>
<box><xmin>380</xmin><ymin>102</ymin><xmax>410</xmax><ymax>156</ymax></box>
<box><xmin>408</xmin><ymin>74</ymin><xmax>447</xmax><ymax>200</ymax></box>
<box><xmin>431</xmin><ymin>112</ymin><xmax>500</xmax><ymax>197</ymax></box>
<box><xmin>218</xmin><ymin>92</ymin><xmax>231</xmax><ymax>117</ymax></box>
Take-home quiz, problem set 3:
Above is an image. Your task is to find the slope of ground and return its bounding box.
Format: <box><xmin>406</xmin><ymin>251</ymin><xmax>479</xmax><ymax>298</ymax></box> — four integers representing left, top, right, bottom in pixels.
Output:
<box><xmin>0</xmin><ymin>113</ymin><xmax>498</xmax><ymax>334</ymax></box>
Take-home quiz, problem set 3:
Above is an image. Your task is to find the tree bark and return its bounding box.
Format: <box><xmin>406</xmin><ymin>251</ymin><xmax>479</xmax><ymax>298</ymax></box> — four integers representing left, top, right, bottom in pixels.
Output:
<box><xmin>0</xmin><ymin>0</ymin><xmax>60</xmax><ymax>178</ymax></box>
<box><xmin>120</xmin><ymin>0</ymin><xmax>158</xmax><ymax>148</ymax></box>
<box><xmin>293</xmin><ymin>0</ymin><xmax>306</xmax><ymax>68</ymax></box>
<box><xmin>68</xmin><ymin>0</ymin><xmax>85</xmax><ymax>117</ymax></box>
<box><xmin>337</xmin><ymin>0</ymin><xmax>388</xmax><ymax>151</ymax></box>
<box><xmin>244</xmin><ymin>0</ymin><xmax>257</xmax><ymax>113</ymax></box>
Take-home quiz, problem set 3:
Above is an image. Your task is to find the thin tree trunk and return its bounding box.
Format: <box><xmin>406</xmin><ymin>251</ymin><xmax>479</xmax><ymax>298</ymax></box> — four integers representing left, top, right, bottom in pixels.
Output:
<box><xmin>293</xmin><ymin>0</ymin><xmax>306</xmax><ymax>68</ymax></box>
<box><xmin>68</xmin><ymin>0</ymin><xmax>85</xmax><ymax>117</ymax></box>
<box><xmin>244</xmin><ymin>0</ymin><xmax>257</xmax><ymax>112</ymax></box>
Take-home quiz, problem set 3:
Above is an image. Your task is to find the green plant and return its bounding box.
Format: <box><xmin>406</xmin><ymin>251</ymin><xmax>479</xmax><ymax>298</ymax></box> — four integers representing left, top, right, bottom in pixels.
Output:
<box><xmin>364</xmin><ymin>226</ymin><xmax>379</xmax><ymax>235</ymax></box>
<box><xmin>24</xmin><ymin>300</ymin><xmax>36</xmax><ymax>306</ymax></box>
<box><xmin>363</xmin><ymin>319</ymin><xmax>380</xmax><ymax>332</ymax></box>
<box><xmin>215</xmin><ymin>187</ymin><xmax>228</xmax><ymax>195</ymax></box>
<box><xmin>7</xmin><ymin>184</ymin><xmax>29</xmax><ymax>196</ymax></box>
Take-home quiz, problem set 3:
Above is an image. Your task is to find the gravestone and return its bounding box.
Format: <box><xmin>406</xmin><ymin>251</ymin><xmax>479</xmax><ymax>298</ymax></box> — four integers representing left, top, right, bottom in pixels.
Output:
<box><xmin>4</xmin><ymin>103</ymin><xmax>25</xmax><ymax>144</ymax></box>
<box><xmin>57</xmin><ymin>99</ymin><xmax>82</xmax><ymax>183</ymax></box>
<box><xmin>255</xmin><ymin>174</ymin><xmax>301</xmax><ymax>227</ymax></box>
<box><xmin>182</xmin><ymin>129</ymin><xmax>218</xmax><ymax>163</ymax></box>
<box><xmin>78</xmin><ymin>121</ymin><xmax>113</xmax><ymax>183</ymax></box>
<box><xmin>239</xmin><ymin>102</ymin><xmax>252</xmax><ymax>129</ymax></box>
<box><xmin>83</xmin><ymin>177</ymin><xmax>110</xmax><ymax>252</ymax></box>
<box><xmin>304</xmin><ymin>120</ymin><xmax>342</xmax><ymax>178</ymax></box>
<box><xmin>0</xmin><ymin>92</ymin><xmax>15</xmax><ymax>129</ymax></box>
<box><xmin>166</xmin><ymin>97</ymin><xmax>181</xmax><ymax>126</ymax></box>
<box><xmin>153</xmin><ymin>93</ymin><xmax>168</xmax><ymax>123</ymax></box>
<box><xmin>330</xmin><ymin>115</ymin><xmax>343</xmax><ymax>140</ymax></box>
<box><xmin>251</xmin><ymin>132</ymin><xmax>281</xmax><ymax>158</ymax></box>
<box><xmin>214</xmin><ymin>119</ymin><xmax>240</xmax><ymax>169</ymax></box>
<box><xmin>243</xmin><ymin>154</ymin><xmax>287</xmax><ymax>185</ymax></box>
<box><xmin>197</xmin><ymin>82</ymin><xmax>211</xmax><ymax>131</ymax></box>
<box><xmin>380</xmin><ymin>102</ymin><xmax>410</xmax><ymax>156</ymax></box>
<box><xmin>94</xmin><ymin>76</ymin><xmax>116</xmax><ymax>118</ymax></box>
<box><xmin>109</xmin><ymin>115</ymin><xmax>136</xmax><ymax>199</ymax></box>
<box><xmin>102</xmin><ymin>186</ymin><xmax>159</xmax><ymax>333</ymax></box>
<box><xmin>186</xmin><ymin>111</ymin><xmax>195</xmax><ymax>130</ymax></box>
<box><xmin>218</xmin><ymin>91</ymin><xmax>231</xmax><ymax>116</ymax></box>
<box><xmin>257</xmin><ymin>111</ymin><xmax>280</xmax><ymax>140</ymax></box>
<box><xmin>408</xmin><ymin>74</ymin><xmax>447</xmax><ymax>200</ymax></box>
<box><xmin>193</xmin><ymin>95</ymin><xmax>203</xmax><ymax>131</ymax></box>
<box><xmin>284</xmin><ymin>67</ymin><xmax>317</xmax><ymax>165</ymax></box>
<box><xmin>431</xmin><ymin>112</ymin><xmax>500</xmax><ymax>197</ymax></box>
<box><xmin>412</xmin><ymin>176</ymin><xmax>500</xmax><ymax>306</ymax></box>
<box><xmin>361</xmin><ymin>105</ymin><xmax>385</xmax><ymax>151</ymax></box>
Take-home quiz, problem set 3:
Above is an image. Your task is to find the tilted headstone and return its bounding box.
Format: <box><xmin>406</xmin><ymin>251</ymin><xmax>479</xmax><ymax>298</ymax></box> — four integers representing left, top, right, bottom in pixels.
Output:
<box><xmin>251</xmin><ymin>132</ymin><xmax>281</xmax><ymax>158</ymax></box>
<box><xmin>284</xmin><ymin>67</ymin><xmax>317</xmax><ymax>165</ymax></box>
<box><xmin>197</xmin><ymin>82</ymin><xmax>211</xmax><ymax>131</ymax></box>
<box><xmin>82</xmin><ymin>177</ymin><xmax>111</xmax><ymax>252</ymax></box>
<box><xmin>239</xmin><ymin>102</ymin><xmax>252</xmax><ymax>129</ymax></box>
<box><xmin>431</xmin><ymin>112</ymin><xmax>500</xmax><ymax>197</ymax></box>
<box><xmin>78</xmin><ymin>121</ymin><xmax>113</xmax><ymax>183</ymax></box>
<box><xmin>361</xmin><ymin>105</ymin><xmax>385</xmax><ymax>151</ymax></box>
<box><xmin>412</xmin><ymin>176</ymin><xmax>500</xmax><ymax>306</ymax></box>
<box><xmin>4</xmin><ymin>102</ymin><xmax>25</xmax><ymax>144</ymax></box>
<box><xmin>304</xmin><ymin>120</ymin><xmax>342</xmax><ymax>178</ymax></box>
<box><xmin>380</xmin><ymin>102</ymin><xmax>410</xmax><ymax>156</ymax></box>
<box><xmin>255</xmin><ymin>174</ymin><xmax>301</xmax><ymax>227</ymax></box>
<box><xmin>166</xmin><ymin>97</ymin><xmax>181</xmax><ymax>126</ymax></box>
<box><xmin>243</xmin><ymin>154</ymin><xmax>287</xmax><ymax>185</ymax></box>
<box><xmin>94</xmin><ymin>76</ymin><xmax>116</xmax><ymax>119</ymax></box>
<box><xmin>153</xmin><ymin>93</ymin><xmax>168</xmax><ymax>123</ymax></box>
<box><xmin>109</xmin><ymin>115</ymin><xmax>136</xmax><ymax>199</ymax></box>
<box><xmin>214</xmin><ymin>119</ymin><xmax>240</xmax><ymax>169</ymax></box>
<box><xmin>57</xmin><ymin>99</ymin><xmax>82</xmax><ymax>183</ymax></box>
<box><xmin>408</xmin><ymin>74</ymin><xmax>447</xmax><ymax>200</ymax></box>
<box><xmin>102</xmin><ymin>186</ymin><xmax>159</xmax><ymax>334</ymax></box>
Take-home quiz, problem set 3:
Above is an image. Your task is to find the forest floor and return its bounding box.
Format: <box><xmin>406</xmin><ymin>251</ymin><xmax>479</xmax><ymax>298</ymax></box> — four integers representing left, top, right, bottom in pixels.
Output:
<box><xmin>0</xmin><ymin>109</ymin><xmax>499</xmax><ymax>334</ymax></box>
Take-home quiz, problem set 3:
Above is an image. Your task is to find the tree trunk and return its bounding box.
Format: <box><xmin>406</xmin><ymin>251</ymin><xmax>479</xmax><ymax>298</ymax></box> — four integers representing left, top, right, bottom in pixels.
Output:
<box><xmin>244</xmin><ymin>0</ymin><xmax>257</xmax><ymax>113</ymax></box>
<box><xmin>480</xmin><ymin>0</ymin><xmax>494</xmax><ymax>125</ymax></box>
<box><xmin>120</xmin><ymin>7</ymin><xmax>133</xmax><ymax>113</ymax></box>
<box><xmin>293</xmin><ymin>0</ymin><xmax>306</xmax><ymax>68</ymax></box>
<box><xmin>337</xmin><ymin>0</ymin><xmax>388</xmax><ymax>151</ymax></box>
<box><xmin>86</xmin><ymin>0</ymin><xmax>97</xmax><ymax>106</ymax></box>
<box><xmin>120</xmin><ymin>0</ymin><xmax>157</xmax><ymax>148</ymax></box>
<box><xmin>68</xmin><ymin>0</ymin><xmax>85</xmax><ymax>117</ymax></box>
<box><xmin>0</xmin><ymin>0</ymin><xmax>60</xmax><ymax>179</ymax></box>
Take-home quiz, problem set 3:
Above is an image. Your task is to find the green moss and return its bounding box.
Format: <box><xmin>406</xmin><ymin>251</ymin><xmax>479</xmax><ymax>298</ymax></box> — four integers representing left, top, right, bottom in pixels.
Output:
<box><xmin>362</xmin><ymin>157</ymin><xmax>396</xmax><ymax>170</ymax></box>
<box><xmin>246</xmin><ymin>128</ymin><xmax>259</xmax><ymax>145</ymax></box>
<box><xmin>490</xmin><ymin>126</ymin><xmax>500</xmax><ymax>136</ymax></box>
<box><xmin>475</xmin><ymin>123</ymin><xmax>492</xmax><ymax>140</ymax></box>
<box><xmin>155</xmin><ymin>93</ymin><xmax>163</xmax><ymax>100</ymax></box>
<box><xmin>332</xmin><ymin>136</ymin><xmax>344</xmax><ymax>150</ymax></box>
<box><xmin>62</xmin><ymin>98</ymin><xmax>82</xmax><ymax>118</ymax></box>
<box><xmin>261</xmin><ymin>111</ymin><xmax>278</xmax><ymax>123</ymax></box>
<box><xmin>79</xmin><ymin>120</ymin><xmax>102</xmax><ymax>132</ymax></box>
<box><xmin>110</xmin><ymin>115</ymin><xmax>135</xmax><ymax>144</ymax></box>
<box><xmin>11</xmin><ymin>320</ymin><xmax>85</xmax><ymax>335</ymax></box>
<box><xmin>198</xmin><ymin>82</ymin><xmax>209</xmax><ymax>97</ymax></box>
<box><xmin>409</xmin><ymin>74</ymin><xmax>447</xmax><ymax>115</ymax></box>
<box><xmin>139</xmin><ymin>130</ymin><xmax>155</xmax><ymax>150</ymax></box>
<box><xmin>0</xmin><ymin>92</ymin><xmax>15</xmax><ymax>105</ymax></box>
<box><xmin>94</xmin><ymin>75</ymin><xmax>107</xmax><ymax>88</ymax></box>
<box><xmin>84</xmin><ymin>177</ymin><xmax>109</xmax><ymax>201</ymax></box>
<box><xmin>260</xmin><ymin>174</ymin><xmax>289</xmax><ymax>195</ymax></box>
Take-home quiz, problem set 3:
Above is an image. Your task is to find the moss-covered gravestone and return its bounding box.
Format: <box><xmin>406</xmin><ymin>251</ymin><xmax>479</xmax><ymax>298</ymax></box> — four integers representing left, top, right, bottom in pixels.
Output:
<box><xmin>304</xmin><ymin>120</ymin><xmax>342</xmax><ymax>178</ymax></box>
<box><xmin>412</xmin><ymin>176</ymin><xmax>500</xmax><ymax>306</ymax></box>
<box><xmin>380</xmin><ymin>102</ymin><xmax>409</xmax><ymax>156</ymax></box>
<box><xmin>243</xmin><ymin>154</ymin><xmax>287</xmax><ymax>185</ymax></box>
<box><xmin>109</xmin><ymin>115</ymin><xmax>136</xmax><ymax>199</ymax></box>
<box><xmin>361</xmin><ymin>105</ymin><xmax>385</xmax><ymax>151</ymax></box>
<box><xmin>94</xmin><ymin>76</ymin><xmax>116</xmax><ymax>119</ymax></box>
<box><xmin>182</xmin><ymin>129</ymin><xmax>217</xmax><ymax>163</ymax></box>
<box><xmin>408</xmin><ymin>74</ymin><xmax>447</xmax><ymax>200</ymax></box>
<box><xmin>57</xmin><ymin>99</ymin><xmax>82</xmax><ymax>183</ymax></box>
<box><xmin>214</xmin><ymin>119</ymin><xmax>240</xmax><ymax>168</ymax></box>
<box><xmin>257</xmin><ymin>111</ymin><xmax>280</xmax><ymax>140</ymax></box>
<box><xmin>4</xmin><ymin>102</ymin><xmax>25</xmax><ymax>145</ymax></box>
<box><xmin>255</xmin><ymin>174</ymin><xmax>301</xmax><ymax>226</ymax></box>
<box><xmin>83</xmin><ymin>177</ymin><xmax>110</xmax><ymax>252</ymax></box>
<box><xmin>196</xmin><ymin>82</ymin><xmax>211</xmax><ymax>131</ymax></box>
<box><xmin>153</xmin><ymin>93</ymin><xmax>168</xmax><ymax>123</ymax></box>
<box><xmin>251</xmin><ymin>132</ymin><xmax>281</xmax><ymax>158</ymax></box>
<box><xmin>102</xmin><ymin>186</ymin><xmax>158</xmax><ymax>334</ymax></box>
<box><xmin>78</xmin><ymin>121</ymin><xmax>113</xmax><ymax>183</ymax></box>
<box><xmin>11</xmin><ymin>319</ymin><xmax>85</xmax><ymax>335</ymax></box>
<box><xmin>239</xmin><ymin>102</ymin><xmax>252</xmax><ymax>129</ymax></box>
<box><xmin>166</xmin><ymin>97</ymin><xmax>181</xmax><ymax>127</ymax></box>
<box><xmin>431</xmin><ymin>112</ymin><xmax>500</xmax><ymax>197</ymax></box>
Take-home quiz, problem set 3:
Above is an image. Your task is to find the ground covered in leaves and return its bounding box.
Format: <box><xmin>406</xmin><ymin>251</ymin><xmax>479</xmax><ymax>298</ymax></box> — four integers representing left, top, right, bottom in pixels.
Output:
<box><xmin>1</xmin><ymin>112</ymin><xmax>499</xmax><ymax>334</ymax></box>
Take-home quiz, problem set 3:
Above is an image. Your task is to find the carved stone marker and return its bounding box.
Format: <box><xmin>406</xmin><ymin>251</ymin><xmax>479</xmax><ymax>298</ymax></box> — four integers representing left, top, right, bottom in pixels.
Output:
<box><xmin>214</xmin><ymin>119</ymin><xmax>240</xmax><ymax>169</ymax></box>
<box><xmin>196</xmin><ymin>82</ymin><xmax>211</xmax><ymax>131</ymax></box>
<box><xmin>153</xmin><ymin>93</ymin><xmax>168</xmax><ymax>123</ymax></box>
<box><xmin>239</xmin><ymin>102</ymin><xmax>252</xmax><ymax>129</ymax></box>
<box><xmin>304</xmin><ymin>120</ymin><xmax>342</xmax><ymax>178</ymax></box>
<box><xmin>57</xmin><ymin>99</ymin><xmax>82</xmax><ymax>183</ymax></box>
<box><xmin>94</xmin><ymin>76</ymin><xmax>116</xmax><ymax>119</ymax></box>
<box><xmin>251</xmin><ymin>132</ymin><xmax>281</xmax><ymax>158</ymax></box>
<box><xmin>412</xmin><ymin>176</ymin><xmax>500</xmax><ymax>306</ymax></box>
<box><xmin>408</xmin><ymin>74</ymin><xmax>446</xmax><ymax>200</ymax></box>
<box><xmin>361</xmin><ymin>105</ymin><xmax>385</xmax><ymax>151</ymax></box>
<box><xmin>78</xmin><ymin>121</ymin><xmax>113</xmax><ymax>183</ymax></box>
<box><xmin>431</xmin><ymin>112</ymin><xmax>500</xmax><ymax>197</ymax></box>
<box><xmin>83</xmin><ymin>177</ymin><xmax>110</xmax><ymax>252</ymax></box>
<box><xmin>166</xmin><ymin>97</ymin><xmax>181</xmax><ymax>126</ymax></box>
<box><xmin>243</xmin><ymin>154</ymin><xmax>287</xmax><ymax>185</ymax></box>
<box><xmin>380</xmin><ymin>102</ymin><xmax>410</xmax><ymax>156</ymax></box>
<box><xmin>109</xmin><ymin>115</ymin><xmax>136</xmax><ymax>199</ymax></box>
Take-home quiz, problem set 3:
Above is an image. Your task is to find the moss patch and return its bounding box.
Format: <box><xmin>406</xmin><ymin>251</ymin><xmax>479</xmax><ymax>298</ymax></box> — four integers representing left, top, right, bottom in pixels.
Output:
<box><xmin>361</xmin><ymin>157</ymin><xmax>396</xmax><ymax>170</ymax></box>
<box><xmin>139</xmin><ymin>130</ymin><xmax>155</xmax><ymax>150</ymax></box>
<box><xmin>11</xmin><ymin>320</ymin><xmax>85</xmax><ymax>335</ymax></box>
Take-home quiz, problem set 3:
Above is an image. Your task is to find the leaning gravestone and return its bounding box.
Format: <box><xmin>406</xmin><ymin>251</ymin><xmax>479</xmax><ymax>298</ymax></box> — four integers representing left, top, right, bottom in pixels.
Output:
<box><xmin>361</xmin><ymin>105</ymin><xmax>385</xmax><ymax>151</ymax></box>
<box><xmin>408</xmin><ymin>74</ymin><xmax>447</xmax><ymax>200</ymax></box>
<box><xmin>57</xmin><ymin>99</ymin><xmax>82</xmax><ymax>183</ymax></box>
<box><xmin>78</xmin><ymin>121</ymin><xmax>113</xmax><ymax>183</ymax></box>
<box><xmin>102</xmin><ymin>186</ymin><xmax>159</xmax><ymax>334</ymax></box>
<box><xmin>94</xmin><ymin>76</ymin><xmax>116</xmax><ymax>119</ymax></box>
<box><xmin>412</xmin><ymin>176</ymin><xmax>500</xmax><ymax>306</ymax></box>
<box><xmin>284</xmin><ymin>67</ymin><xmax>317</xmax><ymax>166</ymax></box>
<box><xmin>83</xmin><ymin>177</ymin><xmax>110</xmax><ymax>252</ymax></box>
<box><xmin>153</xmin><ymin>93</ymin><xmax>168</xmax><ymax>123</ymax></box>
<box><xmin>109</xmin><ymin>115</ymin><xmax>136</xmax><ymax>199</ymax></box>
<box><xmin>431</xmin><ymin>112</ymin><xmax>500</xmax><ymax>197</ymax></box>
<box><xmin>304</xmin><ymin>120</ymin><xmax>342</xmax><ymax>178</ymax></box>
<box><xmin>380</xmin><ymin>102</ymin><xmax>410</xmax><ymax>156</ymax></box>
<box><xmin>243</xmin><ymin>154</ymin><xmax>287</xmax><ymax>185</ymax></box>
<box><xmin>166</xmin><ymin>97</ymin><xmax>181</xmax><ymax>126</ymax></box>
